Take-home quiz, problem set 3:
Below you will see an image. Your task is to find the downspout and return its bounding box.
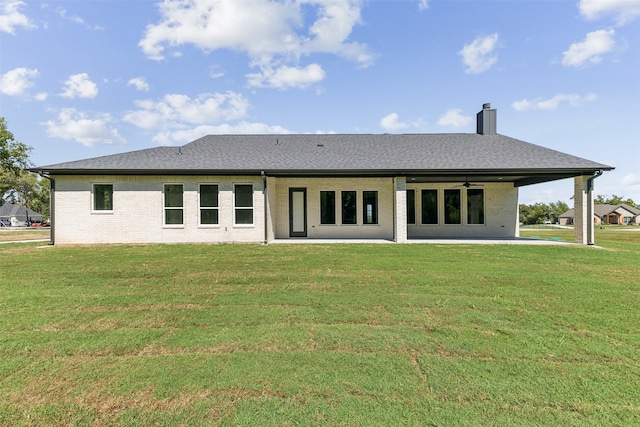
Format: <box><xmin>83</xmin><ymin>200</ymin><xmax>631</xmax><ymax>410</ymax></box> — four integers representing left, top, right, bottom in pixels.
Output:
<box><xmin>392</xmin><ymin>177</ymin><xmax>397</xmax><ymax>242</ymax></box>
<box><xmin>262</xmin><ymin>171</ymin><xmax>267</xmax><ymax>245</ymax></box>
<box><xmin>39</xmin><ymin>172</ymin><xmax>55</xmax><ymax>245</ymax></box>
<box><xmin>586</xmin><ymin>170</ymin><xmax>603</xmax><ymax>245</ymax></box>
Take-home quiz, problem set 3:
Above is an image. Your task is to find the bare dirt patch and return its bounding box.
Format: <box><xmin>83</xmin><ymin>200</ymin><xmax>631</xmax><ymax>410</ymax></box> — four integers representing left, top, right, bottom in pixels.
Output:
<box><xmin>0</xmin><ymin>228</ymin><xmax>50</xmax><ymax>242</ymax></box>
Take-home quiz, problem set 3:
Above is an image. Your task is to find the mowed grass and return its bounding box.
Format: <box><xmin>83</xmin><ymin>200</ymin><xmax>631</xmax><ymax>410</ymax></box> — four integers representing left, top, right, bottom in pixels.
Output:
<box><xmin>1</xmin><ymin>230</ymin><xmax>639</xmax><ymax>426</ymax></box>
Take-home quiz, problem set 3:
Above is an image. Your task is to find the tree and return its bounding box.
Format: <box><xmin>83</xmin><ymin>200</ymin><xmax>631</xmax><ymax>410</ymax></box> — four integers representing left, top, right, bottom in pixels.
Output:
<box><xmin>1</xmin><ymin>118</ymin><xmax>49</xmax><ymax>219</ymax></box>
<box><xmin>4</xmin><ymin>171</ymin><xmax>50</xmax><ymax>219</ymax></box>
<box><xmin>1</xmin><ymin>117</ymin><xmax>33</xmax><ymax>200</ymax></box>
<box><xmin>595</xmin><ymin>194</ymin><xmax>638</xmax><ymax>209</ymax></box>
<box><xmin>519</xmin><ymin>200</ymin><xmax>569</xmax><ymax>225</ymax></box>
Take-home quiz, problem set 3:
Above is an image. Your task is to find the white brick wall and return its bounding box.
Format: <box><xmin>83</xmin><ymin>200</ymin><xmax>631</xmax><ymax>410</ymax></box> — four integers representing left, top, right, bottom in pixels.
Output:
<box><xmin>405</xmin><ymin>182</ymin><xmax>518</xmax><ymax>238</ymax></box>
<box><xmin>52</xmin><ymin>174</ymin><xmax>521</xmax><ymax>244</ymax></box>
<box><xmin>573</xmin><ymin>175</ymin><xmax>594</xmax><ymax>244</ymax></box>
<box><xmin>53</xmin><ymin>175</ymin><xmax>265</xmax><ymax>244</ymax></box>
<box><xmin>271</xmin><ymin>177</ymin><xmax>395</xmax><ymax>240</ymax></box>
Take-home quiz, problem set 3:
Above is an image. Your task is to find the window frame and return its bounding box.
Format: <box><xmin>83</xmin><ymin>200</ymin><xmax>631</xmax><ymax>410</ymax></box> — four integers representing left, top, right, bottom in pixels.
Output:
<box><xmin>406</xmin><ymin>189</ymin><xmax>416</xmax><ymax>225</ymax></box>
<box><xmin>163</xmin><ymin>183</ymin><xmax>184</xmax><ymax>227</ymax></box>
<box><xmin>320</xmin><ymin>190</ymin><xmax>336</xmax><ymax>225</ymax></box>
<box><xmin>421</xmin><ymin>189</ymin><xmax>438</xmax><ymax>225</ymax></box>
<box><xmin>198</xmin><ymin>183</ymin><xmax>219</xmax><ymax>227</ymax></box>
<box><xmin>92</xmin><ymin>183</ymin><xmax>113</xmax><ymax>213</ymax></box>
<box><xmin>467</xmin><ymin>188</ymin><xmax>485</xmax><ymax>225</ymax></box>
<box><xmin>362</xmin><ymin>190</ymin><xmax>378</xmax><ymax>225</ymax></box>
<box><xmin>444</xmin><ymin>189</ymin><xmax>461</xmax><ymax>225</ymax></box>
<box><xmin>234</xmin><ymin>183</ymin><xmax>254</xmax><ymax>226</ymax></box>
<box><xmin>341</xmin><ymin>190</ymin><xmax>357</xmax><ymax>225</ymax></box>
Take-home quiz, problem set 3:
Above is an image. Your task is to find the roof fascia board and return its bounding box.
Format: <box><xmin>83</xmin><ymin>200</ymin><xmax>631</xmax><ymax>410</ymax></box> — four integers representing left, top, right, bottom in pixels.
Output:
<box><xmin>33</xmin><ymin>167</ymin><xmax>613</xmax><ymax>184</ymax></box>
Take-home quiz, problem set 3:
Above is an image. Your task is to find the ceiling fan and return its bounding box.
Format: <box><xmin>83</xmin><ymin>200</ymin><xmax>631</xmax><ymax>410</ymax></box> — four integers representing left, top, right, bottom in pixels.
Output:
<box><xmin>454</xmin><ymin>177</ymin><xmax>483</xmax><ymax>188</ymax></box>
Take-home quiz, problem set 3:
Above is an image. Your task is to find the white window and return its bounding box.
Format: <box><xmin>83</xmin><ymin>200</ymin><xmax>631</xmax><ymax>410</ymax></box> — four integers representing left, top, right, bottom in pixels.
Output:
<box><xmin>92</xmin><ymin>184</ymin><xmax>113</xmax><ymax>212</ymax></box>
<box><xmin>199</xmin><ymin>184</ymin><xmax>219</xmax><ymax>226</ymax></box>
<box><xmin>163</xmin><ymin>184</ymin><xmax>183</xmax><ymax>226</ymax></box>
<box><xmin>234</xmin><ymin>184</ymin><xmax>253</xmax><ymax>225</ymax></box>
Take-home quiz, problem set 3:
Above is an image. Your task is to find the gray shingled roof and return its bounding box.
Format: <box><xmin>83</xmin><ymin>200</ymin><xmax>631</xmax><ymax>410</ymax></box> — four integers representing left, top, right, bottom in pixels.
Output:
<box><xmin>32</xmin><ymin>134</ymin><xmax>612</xmax><ymax>184</ymax></box>
<box><xmin>0</xmin><ymin>202</ymin><xmax>43</xmax><ymax>220</ymax></box>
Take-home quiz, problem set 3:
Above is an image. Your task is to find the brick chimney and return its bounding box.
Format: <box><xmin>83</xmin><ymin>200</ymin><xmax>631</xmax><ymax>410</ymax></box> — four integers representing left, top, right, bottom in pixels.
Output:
<box><xmin>477</xmin><ymin>103</ymin><xmax>496</xmax><ymax>135</ymax></box>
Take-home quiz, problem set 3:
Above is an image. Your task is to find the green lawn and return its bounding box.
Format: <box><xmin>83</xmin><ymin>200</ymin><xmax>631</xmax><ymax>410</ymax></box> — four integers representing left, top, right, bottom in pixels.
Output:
<box><xmin>1</xmin><ymin>230</ymin><xmax>639</xmax><ymax>426</ymax></box>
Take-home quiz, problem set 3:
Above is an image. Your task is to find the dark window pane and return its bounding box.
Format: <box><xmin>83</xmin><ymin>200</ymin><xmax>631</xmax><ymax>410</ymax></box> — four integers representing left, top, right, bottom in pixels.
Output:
<box><xmin>235</xmin><ymin>209</ymin><xmax>253</xmax><ymax>224</ymax></box>
<box><xmin>406</xmin><ymin>189</ymin><xmax>415</xmax><ymax>224</ymax></box>
<box><xmin>467</xmin><ymin>189</ymin><xmax>485</xmax><ymax>224</ymax></box>
<box><xmin>320</xmin><ymin>191</ymin><xmax>335</xmax><ymax>224</ymax></box>
<box><xmin>444</xmin><ymin>189</ymin><xmax>461</xmax><ymax>224</ymax></box>
<box><xmin>421</xmin><ymin>189</ymin><xmax>438</xmax><ymax>224</ymax></box>
<box><xmin>94</xmin><ymin>184</ymin><xmax>113</xmax><ymax>210</ymax></box>
<box><xmin>164</xmin><ymin>184</ymin><xmax>183</xmax><ymax>208</ymax></box>
<box><xmin>165</xmin><ymin>209</ymin><xmax>183</xmax><ymax>225</ymax></box>
<box><xmin>342</xmin><ymin>191</ymin><xmax>357</xmax><ymax>225</ymax></box>
<box><xmin>200</xmin><ymin>185</ymin><xmax>218</xmax><ymax>207</ymax></box>
<box><xmin>363</xmin><ymin>191</ymin><xmax>378</xmax><ymax>224</ymax></box>
<box><xmin>201</xmin><ymin>209</ymin><xmax>219</xmax><ymax>225</ymax></box>
<box><xmin>235</xmin><ymin>185</ymin><xmax>253</xmax><ymax>207</ymax></box>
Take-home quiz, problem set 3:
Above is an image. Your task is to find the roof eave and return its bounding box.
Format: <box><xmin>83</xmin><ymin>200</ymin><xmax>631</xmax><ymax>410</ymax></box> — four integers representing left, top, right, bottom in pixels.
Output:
<box><xmin>31</xmin><ymin>165</ymin><xmax>613</xmax><ymax>179</ymax></box>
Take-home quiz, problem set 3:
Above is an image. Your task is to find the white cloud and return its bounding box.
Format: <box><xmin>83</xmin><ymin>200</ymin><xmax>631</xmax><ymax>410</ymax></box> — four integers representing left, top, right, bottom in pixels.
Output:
<box><xmin>0</xmin><ymin>0</ymin><xmax>36</xmax><ymax>34</ymax></box>
<box><xmin>209</xmin><ymin>65</ymin><xmax>225</xmax><ymax>79</ymax></box>
<box><xmin>437</xmin><ymin>109</ymin><xmax>473</xmax><ymax>127</ymax></box>
<box><xmin>418</xmin><ymin>0</ymin><xmax>429</xmax><ymax>12</ymax></box>
<box><xmin>56</xmin><ymin>7</ymin><xmax>84</xmax><ymax>25</ymax></box>
<box><xmin>621</xmin><ymin>173</ymin><xmax>640</xmax><ymax>186</ymax></box>
<box><xmin>301</xmin><ymin>0</ymin><xmax>373</xmax><ymax>66</ymax></box>
<box><xmin>562</xmin><ymin>29</ymin><xmax>616</xmax><ymax>68</ymax></box>
<box><xmin>512</xmin><ymin>93</ymin><xmax>598</xmax><ymax>111</ymax></box>
<box><xmin>56</xmin><ymin>6</ymin><xmax>103</xmax><ymax>30</ymax></box>
<box><xmin>152</xmin><ymin>122</ymin><xmax>293</xmax><ymax>146</ymax></box>
<box><xmin>127</xmin><ymin>77</ymin><xmax>150</xmax><ymax>92</ymax></box>
<box><xmin>123</xmin><ymin>92</ymin><xmax>250</xmax><ymax>132</ymax></box>
<box><xmin>34</xmin><ymin>92</ymin><xmax>48</xmax><ymax>101</ymax></box>
<box><xmin>380</xmin><ymin>113</ymin><xmax>409</xmax><ymax>131</ymax></box>
<box><xmin>579</xmin><ymin>0</ymin><xmax>640</xmax><ymax>25</ymax></box>
<box><xmin>0</xmin><ymin>67</ymin><xmax>38</xmax><ymax>96</ymax></box>
<box><xmin>247</xmin><ymin>63</ymin><xmax>326</xmax><ymax>89</ymax></box>
<box><xmin>44</xmin><ymin>108</ymin><xmax>126</xmax><ymax>147</ymax></box>
<box><xmin>459</xmin><ymin>33</ymin><xmax>499</xmax><ymax>74</ymax></box>
<box><xmin>60</xmin><ymin>73</ymin><xmax>98</xmax><ymax>99</ymax></box>
<box><xmin>138</xmin><ymin>0</ymin><xmax>372</xmax><ymax>88</ymax></box>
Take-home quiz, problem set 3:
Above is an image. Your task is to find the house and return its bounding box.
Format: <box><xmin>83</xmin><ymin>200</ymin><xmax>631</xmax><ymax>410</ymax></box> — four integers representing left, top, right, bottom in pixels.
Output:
<box><xmin>0</xmin><ymin>201</ymin><xmax>43</xmax><ymax>226</ymax></box>
<box><xmin>31</xmin><ymin>104</ymin><xmax>613</xmax><ymax>245</ymax></box>
<box><xmin>559</xmin><ymin>204</ymin><xmax>640</xmax><ymax>226</ymax></box>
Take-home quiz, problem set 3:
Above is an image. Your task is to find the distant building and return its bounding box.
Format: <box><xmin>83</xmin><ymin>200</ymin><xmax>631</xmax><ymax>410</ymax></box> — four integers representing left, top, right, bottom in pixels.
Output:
<box><xmin>0</xmin><ymin>202</ymin><xmax>44</xmax><ymax>225</ymax></box>
<box><xmin>559</xmin><ymin>204</ymin><xmax>640</xmax><ymax>225</ymax></box>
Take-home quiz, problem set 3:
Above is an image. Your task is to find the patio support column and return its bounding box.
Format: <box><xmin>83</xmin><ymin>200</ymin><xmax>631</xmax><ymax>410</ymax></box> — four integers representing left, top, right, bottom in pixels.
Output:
<box><xmin>574</xmin><ymin>175</ymin><xmax>594</xmax><ymax>245</ymax></box>
<box><xmin>395</xmin><ymin>177</ymin><xmax>407</xmax><ymax>243</ymax></box>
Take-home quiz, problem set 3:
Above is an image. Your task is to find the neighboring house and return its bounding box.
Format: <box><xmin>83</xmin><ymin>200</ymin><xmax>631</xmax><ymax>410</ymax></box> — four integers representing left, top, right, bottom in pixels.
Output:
<box><xmin>560</xmin><ymin>204</ymin><xmax>640</xmax><ymax>226</ymax></box>
<box><xmin>31</xmin><ymin>104</ymin><xmax>613</xmax><ymax>245</ymax></box>
<box><xmin>0</xmin><ymin>202</ymin><xmax>43</xmax><ymax>225</ymax></box>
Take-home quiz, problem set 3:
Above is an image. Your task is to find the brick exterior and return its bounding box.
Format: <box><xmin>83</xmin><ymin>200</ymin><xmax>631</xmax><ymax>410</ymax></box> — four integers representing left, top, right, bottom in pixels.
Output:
<box><xmin>271</xmin><ymin>177</ymin><xmax>395</xmax><ymax>240</ymax></box>
<box><xmin>52</xmin><ymin>175</ymin><xmax>522</xmax><ymax>244</ymax></box>
<box><xmin>53</xmin><ymin>175</ymin><xmax>265</xmax><ymax>244</ymax></box>
<box><xmin>573</xmin><ymin>175</ymin><xmax>594</xmax><ymax>245</ymax></box>
<box><xmin>405</xmin><ymin>183</ymin><xmax>518</xmax><ymax>238</ymax></box>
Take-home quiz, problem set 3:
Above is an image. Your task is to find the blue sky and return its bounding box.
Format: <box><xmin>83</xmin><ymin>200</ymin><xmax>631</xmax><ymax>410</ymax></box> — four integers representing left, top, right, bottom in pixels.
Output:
<box><xmin>1</xmin><ymin>0</ymin><xmax>639</xmax><ymax>205</ymax></box>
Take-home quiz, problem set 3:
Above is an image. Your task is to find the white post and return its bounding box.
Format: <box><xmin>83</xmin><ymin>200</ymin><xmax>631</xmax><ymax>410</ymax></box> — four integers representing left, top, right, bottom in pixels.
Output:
<box><xmin>395</xmin><ymin>177</ymin><xmax>407</xmax><ymax>243</ymax></box>
<box><xmin>574</xmin><ymin>175</ymin><xmax>594</xmax><ymax>245</ymax></box>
